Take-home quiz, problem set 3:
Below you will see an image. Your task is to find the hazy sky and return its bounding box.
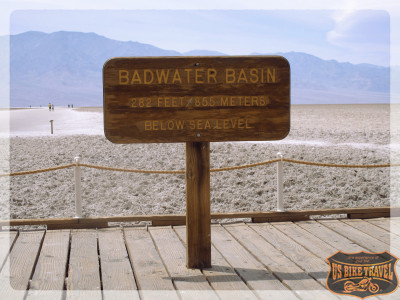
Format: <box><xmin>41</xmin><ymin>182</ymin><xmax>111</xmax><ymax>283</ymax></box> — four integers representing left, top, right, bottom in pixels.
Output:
<box><xmin>8</xmin><ymin>9</ymin><xmax>390</xmax><ymax>66</ymax></box>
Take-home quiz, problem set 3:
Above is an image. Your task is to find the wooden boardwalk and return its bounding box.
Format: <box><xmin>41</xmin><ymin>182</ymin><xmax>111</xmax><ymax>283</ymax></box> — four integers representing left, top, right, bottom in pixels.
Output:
<box><xmin>1</xmin><ymin>218</ymin><xmax>400</xmax><ymax>299</ymax></box>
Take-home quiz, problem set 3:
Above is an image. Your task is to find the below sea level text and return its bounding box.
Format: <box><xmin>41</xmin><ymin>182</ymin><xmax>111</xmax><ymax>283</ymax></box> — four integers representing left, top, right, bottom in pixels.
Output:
<box><xmin>144</xmin><ymin>119</ymin><xmax>253</xmax><ymax>131</ymax></box>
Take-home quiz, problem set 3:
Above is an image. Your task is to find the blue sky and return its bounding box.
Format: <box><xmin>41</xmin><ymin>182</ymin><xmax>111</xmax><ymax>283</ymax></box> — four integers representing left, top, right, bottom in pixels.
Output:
<box><xmin>8</xmin><ymin>9</ymin><xmax>391</xmax><ymax>66</ymax></box>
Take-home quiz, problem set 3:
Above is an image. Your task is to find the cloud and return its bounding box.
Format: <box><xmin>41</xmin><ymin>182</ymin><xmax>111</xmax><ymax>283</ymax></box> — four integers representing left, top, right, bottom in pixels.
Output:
<box><xmin>327</xmin><ymin>10</ymin><xmax>390</xmax><ymax>52</ymax></box>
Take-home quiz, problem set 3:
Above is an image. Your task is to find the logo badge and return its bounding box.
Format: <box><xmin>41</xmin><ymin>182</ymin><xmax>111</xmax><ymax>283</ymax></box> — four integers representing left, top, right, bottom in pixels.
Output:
<box><xmin>326</xmin><ymin>251</ymin><xmax>399</xmax><ymax>299</ymax></box>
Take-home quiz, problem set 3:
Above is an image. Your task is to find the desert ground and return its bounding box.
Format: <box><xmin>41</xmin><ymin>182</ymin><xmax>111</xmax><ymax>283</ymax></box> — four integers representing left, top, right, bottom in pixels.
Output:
<box><xmin>0</xmin><ymin>104</ymin><xmax>394</xmax><ymax>222</ymax></box>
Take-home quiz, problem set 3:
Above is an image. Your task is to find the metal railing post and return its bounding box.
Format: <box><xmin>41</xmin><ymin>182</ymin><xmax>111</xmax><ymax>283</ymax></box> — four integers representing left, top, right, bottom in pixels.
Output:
<box><xmin>74</xmin><ymin>156</ymin><xmax>83</xmax><ymax>218</ymax></box>
<box><xmin>276</xmin><ymin>152</ymin><xmax>284</xmax><ymax>211</ymax></box>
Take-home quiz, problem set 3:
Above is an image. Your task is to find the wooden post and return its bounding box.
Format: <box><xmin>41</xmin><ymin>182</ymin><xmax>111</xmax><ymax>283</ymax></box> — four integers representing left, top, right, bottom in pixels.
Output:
<box><xmin>49</xmin><ymin>120</ymin><xmax>54</xmax><ymax>134</ymax></box>
<box><xmin>186</xmin><ymin>141</ymin><xmax>211</xmax><ymax>268</ymax></box>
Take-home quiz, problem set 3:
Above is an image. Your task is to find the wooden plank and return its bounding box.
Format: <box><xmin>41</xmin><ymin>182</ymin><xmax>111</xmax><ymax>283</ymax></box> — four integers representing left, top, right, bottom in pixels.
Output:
<box><xmin>211</xmin><ymin>224</ymin><xmax>297</xmax><ymax>299</ymax></box>
<box><xmin>66</xmin><ymin>229</ymin><xmax>101</xmax><ymax>300</ymax></box>
<box><xmin>0</xmin><ymin>231</ymin><xmax>18</xmax><ymax>272</ymax></box>
<box><xmin>272</xmin><ymin>221</ymin><xmax>340</xmax><ymax>261</ymax></box>
<box><xmin>1</xmin><ymin>206</ymin><xmax>394</xmax><ymax>227</ymax></box>
<box><xmin>149</xmin><ymin>227</ymin><xmax>218</xmax><ymax>300</ymax></box>
<box><xmin>174</xmin><ymin>226</ymin><xmax>258</xmax><ymax>300</ymax></box>
<box><xmin>152</xmin><ymin>219</ymin><xmax>185</xmax><ymax>226</ymax></box>
<box><xmin>365</xmin><ymin>218</ymin><xmax>391</xmax><ymax>232</ymax></box>
<box><xmin>47</xmin><ymin>222</ymin><xmax>108</xmax><ymax>230</ymax></box>
<box><xmin>97</xmin><ymin>228</ymin><xmax>139</xmax><ymax>300</ymax></box>
<box><xmin>296</xmin><ymin>220</ymin><xmax>365</xmax><ymax>253</ymax></box>
<box><xmin>26</xmin><ymin>230</ymin><xmax>70</xmax><ymax>300</ymax></box>
<box><xmin>103</xmin><ymin>56</ymin><xmax>290</xmax><ymax>143</ymax></box>
<box><xmin>123</xmin><ymin>227</ymin><xmax>179</xmax><ymax>300</ymax></box>
<box><xmin>186</xmin><ymin>141</ymin><xmax>211</xmax><ymax>268</ymax></box>
<box><xmin>249</xmin><ymin>223</ymin><xmax>330</xmax><ymax>287</ymax></box>
<box><xmin>342</xmin><ymin>219</ymin><xmax>400</xmax><ymax>252</ymax></box>
<box><xmin>8</xmin><ymin>231</ymin><xmax>44</xmax><ymax>290</ymax></box>
<box><xmin>348</xmin><ymin>212</ymin><xmax>390</xmax><ymax>219</ymax></box>
<box><xmin>252</xmin><ymin>215</ymin><xmax>309</xmax><ymax>223</ymax></box>
<box><xmin>0</xmin><ymin>231</ymin><xmax>44</xmax><ymax>300</ymax></box>
<box><xmin>387</xmin><ymin>218</ymin><xmax>400</xmax><ymax>237</ymax></box>
<box><xmin>223</xmin><ymin>223</ymin><xmax>336</xmax><ymax>300</ymax></box>
<box><xmin>366</xmin><ymin>218</ymin><xmax>400</xmax><ymax>244</ymax></box>
<box><xmin>318</xmin><ymin>219</ymin><xmax>391</xmax><ymax>253</ymax></box>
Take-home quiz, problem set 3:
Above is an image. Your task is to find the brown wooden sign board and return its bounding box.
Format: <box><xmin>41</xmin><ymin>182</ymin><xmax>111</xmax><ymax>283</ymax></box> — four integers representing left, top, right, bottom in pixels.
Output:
<box><xmin>103</xmin><ymin>55</ymin><xmax>290</xmax><ymax>269</ymax></box>
<box><xmin>103</xmin><ymin>56</ymin><xmax>290</xmax><ymax>143</ymax></box>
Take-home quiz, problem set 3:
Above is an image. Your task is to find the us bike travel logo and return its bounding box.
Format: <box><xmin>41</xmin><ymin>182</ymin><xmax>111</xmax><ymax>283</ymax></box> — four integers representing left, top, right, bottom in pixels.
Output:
<box><xmin>326</xmin><ymin>251</ymin><xmax>399</xmax><ymax>299</ymax></box>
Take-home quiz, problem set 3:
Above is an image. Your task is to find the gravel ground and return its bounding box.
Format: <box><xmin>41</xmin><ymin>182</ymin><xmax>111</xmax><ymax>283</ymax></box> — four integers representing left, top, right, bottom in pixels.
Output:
<box><xmin>2</xmin><ymin>104</ymin><xmax>392</xmax><ymax>221</ymax></box>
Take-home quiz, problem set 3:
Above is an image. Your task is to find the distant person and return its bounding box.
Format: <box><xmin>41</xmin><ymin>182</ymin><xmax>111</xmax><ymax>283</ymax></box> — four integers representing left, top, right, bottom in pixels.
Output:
<box><xmin>52</xmin><ymin>104</ymin><xmax>54</xmax><ymax>111</ymax></box>
<box><xmin>71</xmin><ymin>104</ymin><xmax>73</xmax><ymax>108</ymax></box>
<box><xmin>68</xmin><ymin>104</ymin><xmax>70</xmax><ymax>108</ymax></box>
<box><xmin>48</xmin><ymin>103</ymin><xmax>51</xmax><ymax>111</ymax></box>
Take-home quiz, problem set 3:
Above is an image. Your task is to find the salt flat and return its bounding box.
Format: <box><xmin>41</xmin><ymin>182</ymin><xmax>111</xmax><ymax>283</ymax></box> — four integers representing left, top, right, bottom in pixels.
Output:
<box><xmin>2</xmin><ymin>104</ymin><xmax>394</xmax><ymax>221</ymax></box>
<box><xmin>0</xmin><ymin>107</ymin><xmax>103</xmax><ymax>137</ymax></box>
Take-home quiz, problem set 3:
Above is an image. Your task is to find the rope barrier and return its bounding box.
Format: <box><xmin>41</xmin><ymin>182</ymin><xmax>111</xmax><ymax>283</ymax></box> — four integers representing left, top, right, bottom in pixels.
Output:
<box><xmin>78</xmin><ymin>163</ymin><xmax>185</xmax><ymax>175</ymax></box>
<box><xmin>1</xmin><ymin>158</ymin><xmax>397</xmax><ymax>177</ymax></box>
<box><xmin>282</xmin><ymin>158</ymin><xmax>395</xmax><ymax>168</ymax></box>
<box><xmin>211</xmin><ymin>158</ymin><xmax>281</xmax><ymax>172</ymax></box>
<box><xmin>0</xmin><ymin>164</ymin><xmax>75</xmax><ymax>177</ymax></box>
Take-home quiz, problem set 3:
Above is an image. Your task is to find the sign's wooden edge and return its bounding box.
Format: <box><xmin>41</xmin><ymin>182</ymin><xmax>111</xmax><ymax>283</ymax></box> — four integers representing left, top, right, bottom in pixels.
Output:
<box><xmin>103</xmin><ymin>55</ymin><xmax>291</xmax><ymax>67</ymax></box>
<box><xmin>103</xmin><ymin>55</ymin><xmax>291</xmax><ymax>144</ymax></box>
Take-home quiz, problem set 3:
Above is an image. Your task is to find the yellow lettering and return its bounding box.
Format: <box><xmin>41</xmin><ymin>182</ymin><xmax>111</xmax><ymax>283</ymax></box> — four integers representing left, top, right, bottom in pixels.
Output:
<box><xmin>172</xmin><ymin>69</ymin><xmax>182</xmax><ymax>84</ymax></box>
<box><xmin>250</xmin><ymin>68</ymin><xmax>259</xmax><ymax>83</ymax></box>
<box><xmin>195</xmin><ymin>68</ymin><xmax>204</xmax><ymax>84</ymax></box>
<box><xmin>119</xmin><ymin>70</ymin><xmax>129</xmax><ymax>84</ymax></box>
<box><xmin>221</xmin><ymin>97</ymin><xmax>229</xmax><ymax>106</ymax></box>
<box><xmin>267</xmin><ymin>68</ymin><xmax>276</xmax><ymax>83</ymax></box>
<box><xmin>246</xmin><ymin>119</ymin><xmax>252</xmax><ymax>129</ymax></box>
<box><xmin>160</xmin><ymin>121</ymin><xmax>167</xmax><ymax>130</ymax></box>
<box><xmin>204</xmin><ymin>120</ymin><xmax>211</xmax><ymax>129</ymax></box>
<box><xmin>225</xmin><ymin>69</ymin><xmax>235</xmax><ymax>83</ymax></box>
<box><xmin>207</xmin><ymin>68</ymin><xmax>217</xmax><ymax>83</ymax></box>
<box><xmin>156</xmin><ymin>69</ymin><xmax>170</xmax><ymax>83</ymax></box>
<box><xmin>260</xmin><ymin>96</ymin><xmax>267</xmax><ymax>106</ymax></box>
<box><xmin>237</xmin><ymin>69</ymin><xmax>248</xmax><ymax>83</ymax></box>
<box><xmin>176</xmin><ymin>120</ymin><xmax>185</xmax><ymax>130</ymax></box>
<box><xmin>144</xmin><ymin>120</ymin><xmax>152</xmax><ymax>131</ymax></box>
<box><xmin>130</xmin><ymin>70</ymin><xmax>142</xmax><ymax>84</ymax></box>
<box><xmin>230</xmin><ymin>97</ymin><xmax>237</xmax><ymax>106</ymax></box>
<box><xmin>153</xmin><ymin>120</ymin><xmax>159</xmax><ymax>130</ymax></box>
<box><xmin>144</xmin><ymin>69</ymin><xmax>154</xmax><ymax>84</ymax></box>
<box><xmin>184</xmin><ymin>69</ymin><xmax>193</xmax><ymax>83</ymax></box>
<box><xmin>223</xmin><ymin>119</ymin><xmax>230</xmax><ymax>129</ymax></box>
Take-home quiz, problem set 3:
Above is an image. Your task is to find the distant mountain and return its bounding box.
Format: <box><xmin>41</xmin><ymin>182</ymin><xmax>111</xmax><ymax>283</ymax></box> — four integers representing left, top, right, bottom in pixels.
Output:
<box><xmin>183</xmin><ymin>50</ymin><xmax>228</xmax><ymax>56</ymax></box>
<box><xmin>10</xmin><ymin>31</ymin><xmax>389</xmax><ymax>107</ymax></box>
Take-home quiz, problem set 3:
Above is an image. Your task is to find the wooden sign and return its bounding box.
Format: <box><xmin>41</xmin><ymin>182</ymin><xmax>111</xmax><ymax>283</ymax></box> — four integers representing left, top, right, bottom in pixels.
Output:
<box><xmin>103</xmin><ymin>56</ymin><xmax>290</xmax><ymax>143</ymax></box>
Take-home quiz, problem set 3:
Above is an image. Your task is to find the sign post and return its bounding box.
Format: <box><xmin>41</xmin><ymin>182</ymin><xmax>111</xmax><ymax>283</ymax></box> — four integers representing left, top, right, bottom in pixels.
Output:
<box><xmin>186</xmin><ymin>141</ymin><xmax>211</xmax><ymax>268</ymax></box>
<box><xmin>103</xmin><ymin>56</ymin><xmax>290</xmax><ymax>268</ymax></box>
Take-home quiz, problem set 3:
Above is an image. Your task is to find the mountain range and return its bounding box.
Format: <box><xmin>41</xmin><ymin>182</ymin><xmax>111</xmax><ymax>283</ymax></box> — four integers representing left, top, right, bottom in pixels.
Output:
<box><xmin>9</xmin><ymin>31</ymin><xmax>390</xmax><ymax>107</ymax></box>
